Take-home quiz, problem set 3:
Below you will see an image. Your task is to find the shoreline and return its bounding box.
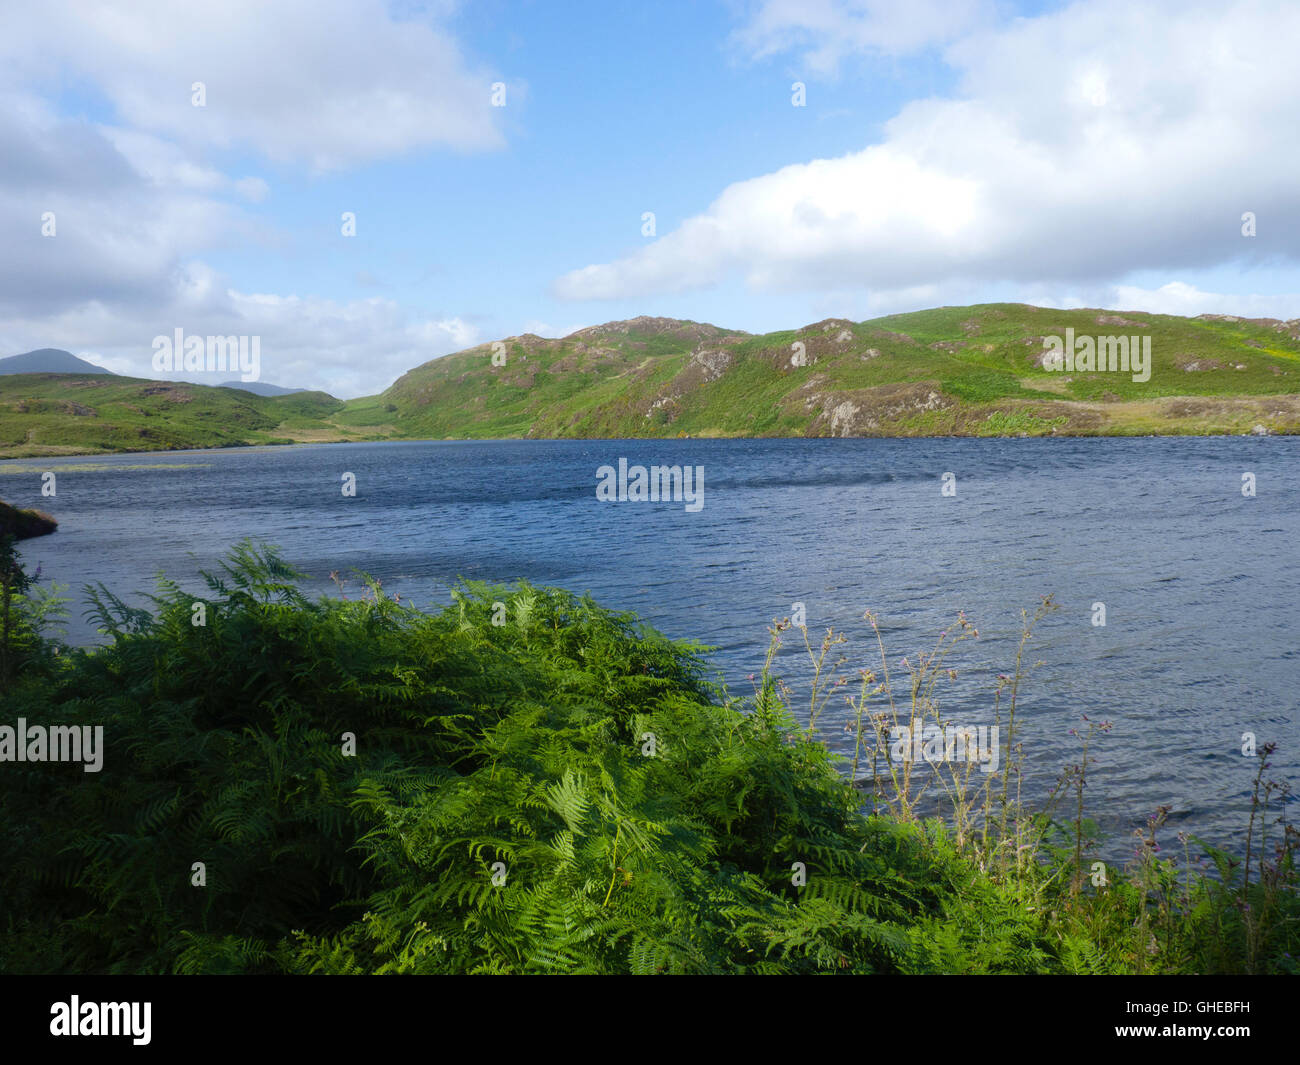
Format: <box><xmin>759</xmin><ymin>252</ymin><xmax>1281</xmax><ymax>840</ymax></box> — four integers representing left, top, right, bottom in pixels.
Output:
<box><xmin>0</xmin><ymin>423</ymin><xmax>1295</xmax><ymax>463</ymax></box>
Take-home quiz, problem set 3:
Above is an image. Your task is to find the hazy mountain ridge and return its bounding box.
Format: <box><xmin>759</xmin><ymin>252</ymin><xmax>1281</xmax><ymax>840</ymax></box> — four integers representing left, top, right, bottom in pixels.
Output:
<box><xmin>217</xmin><ymin>381</ymin><xmax>308</xmax><ymax>396</ymax></box>
<box><xmin>0</xmin><ymin>349</ymin><xmax>115</xmax><ymax>376</ymax></box>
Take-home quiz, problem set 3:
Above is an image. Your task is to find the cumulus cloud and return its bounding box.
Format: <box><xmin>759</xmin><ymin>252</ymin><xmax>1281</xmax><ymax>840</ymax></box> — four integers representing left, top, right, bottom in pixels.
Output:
<box><xmin>558</xmin><ymin>0</ymin><xmax>1300</xmax><ymax>305</ymax></box>
<box><xmin>0</xmin><ymin>263</ymin><xmax>480</xmax><ymax>399</ymax></box>
<box><xmin>1109</xmin><ymin>282</ymin><xmax>1300</xmax><ymax>320</ymax></box>
<box><xmin>0</xmin><ymin>1</ymin><xmax>502</xmax><ymax>396</ymax></box>
<box><xmin>0</xmin><ymin>0</ymin><xmax>504</xmax><ymax>171</ymax></box>
<box><xmin>0</xmin><ymin>90</ymin><xmax>261</xmax><ymax>317</ymax></box>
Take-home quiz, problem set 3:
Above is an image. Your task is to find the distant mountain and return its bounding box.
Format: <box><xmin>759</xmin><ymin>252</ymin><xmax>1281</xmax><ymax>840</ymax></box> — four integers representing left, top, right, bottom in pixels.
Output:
<box><xmin>0</xmin><ymin>349</ymin><xmax>115</xmax><ymax>376</ymax></box>
<box><xmin>218</xmin><ymin>381</ymin><xmax>308</xmax><ymax>396</ymax></box>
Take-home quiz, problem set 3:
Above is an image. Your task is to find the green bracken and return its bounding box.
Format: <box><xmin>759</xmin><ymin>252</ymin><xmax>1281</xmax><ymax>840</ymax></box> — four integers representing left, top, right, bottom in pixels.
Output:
<box><xmin>0</xmin><ymin>541</ymin><xmax>1294</xmax><ymax>974</ymax></box>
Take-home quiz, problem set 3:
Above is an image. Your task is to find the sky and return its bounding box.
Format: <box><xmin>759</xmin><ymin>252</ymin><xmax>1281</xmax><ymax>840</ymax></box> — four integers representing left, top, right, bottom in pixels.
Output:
<box><xmin>2</xmin><ymin>0</ymin><xmax>1299</xmax><ymax>398</ymax></box>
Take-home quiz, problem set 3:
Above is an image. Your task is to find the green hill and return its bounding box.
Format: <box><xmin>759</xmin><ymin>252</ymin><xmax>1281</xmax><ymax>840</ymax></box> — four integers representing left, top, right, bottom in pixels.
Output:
<box><xmin>4</xmin><ymin>304</ymin><xmax>1299</xmax><ymax>457</ymax></box>
<box><xmin>0</xmin><ymin>374</ymin><xmax>353</xmax><ymax>458</ymax></box>
<box><xmin>345</xmin><ymin>304</ymin><xmax>1300</xmax><ymax>440</ymax></box>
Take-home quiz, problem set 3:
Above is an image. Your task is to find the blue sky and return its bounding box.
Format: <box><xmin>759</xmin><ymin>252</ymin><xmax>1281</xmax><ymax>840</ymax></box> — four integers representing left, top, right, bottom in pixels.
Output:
<box><xmin>197</xmin><ymin>2</ymin><xmax>963</xmax><ymax>337</ymax></box>
<box><xmin>2</xmin><ymin>0</ymin><xmax>1299</xmax><ymax>396</ymax></box>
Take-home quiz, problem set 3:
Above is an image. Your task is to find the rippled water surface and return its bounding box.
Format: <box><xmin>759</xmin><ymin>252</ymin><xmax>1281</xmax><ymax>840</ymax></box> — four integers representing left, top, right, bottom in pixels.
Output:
<box><xmin>5</xmin><ymin>437</ymin><xmax>1297</xmax><ymax>860</ymax></box>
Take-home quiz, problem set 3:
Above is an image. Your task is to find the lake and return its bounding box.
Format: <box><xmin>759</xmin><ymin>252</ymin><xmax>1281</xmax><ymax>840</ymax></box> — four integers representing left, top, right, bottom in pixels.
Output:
<box><xmin>4</xmin><ymin>436</ymin><xmax>1296</xmax><ymax>863</ymax></box>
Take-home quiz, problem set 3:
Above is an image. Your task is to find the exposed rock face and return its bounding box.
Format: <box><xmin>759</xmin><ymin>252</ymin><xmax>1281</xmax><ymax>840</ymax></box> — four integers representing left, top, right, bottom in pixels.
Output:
<box><xmin>644</xmin><ymin>396</ymin><xmax>678</xmax><ymax>422</ymax></box>
<box><xmin>1095</xmin><ymin>314</ymin><xmax>1148</xmax><ymax>327</ymax></box>
<box><xmin>800</xmin><ymin>382</ymin><xmax>953</xmax><ymax>436</ymax></box>
<box><xmin>826</xmin><ymin>399</ymin><xmax>861</xmax><ymax>435</ymax></box>
<box><xmin>800</xmin><ymin>317</ymin><xmax>853</xmax><ymax>332</ymax></box>
<box><xmin>688</xmin><ymin>348</ymin><xmax>733</xmax><ymax>382</ymax></box>
<box><xmin>799</xmin><ymin>318</ymin><xmax>856</xmax><ymax>343</ymax></box>
<box><xmin>570</xmin><ymin>342</ymin><xmax>619</xmax><ymax>357</ymax></box>
<box><xmin>641</xmin><ymin>346</ymin><xmax>737</xmax><ymax>416</ymax></box>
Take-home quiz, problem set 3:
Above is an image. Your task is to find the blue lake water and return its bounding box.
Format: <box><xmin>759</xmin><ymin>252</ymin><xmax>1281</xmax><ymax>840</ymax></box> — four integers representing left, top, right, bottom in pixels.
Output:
<box><xmin>4</xmin><ymin>436</ymin><xmax>1297</xmax><ymax>863</ymax></box>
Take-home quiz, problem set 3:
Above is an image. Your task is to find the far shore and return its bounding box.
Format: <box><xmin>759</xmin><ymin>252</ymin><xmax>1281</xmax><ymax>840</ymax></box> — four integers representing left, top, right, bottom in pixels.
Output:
<box><xmin>0</xmin><ymin>423</ymin><xmax>1295</xmax><ymax>464</ymax></box>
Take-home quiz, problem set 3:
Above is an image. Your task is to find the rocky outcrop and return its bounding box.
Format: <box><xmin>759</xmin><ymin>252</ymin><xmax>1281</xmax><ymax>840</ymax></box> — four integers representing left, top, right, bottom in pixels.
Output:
<box><xmin>0</xmin><ymin>499</ymin><xmax>57</xmax><ymax>540</ymax></box>
<box><xmin>566</xmin><ymin>317</ymin><xmax>738</xmax><ymax>344</ymax></box>
<box><xmin>800</xmin><ymin>382</ymin><xmax>953</xmax><ymax>436</ymax></box>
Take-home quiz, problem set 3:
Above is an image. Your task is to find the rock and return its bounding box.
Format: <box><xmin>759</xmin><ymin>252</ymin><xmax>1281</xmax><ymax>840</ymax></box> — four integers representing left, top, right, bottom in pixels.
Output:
<box><xmin>0</xmin><ymin>499</ymin><xmax>57</xmax><ymax>540</ymax></box>
<box><xmin>688</xmin><ymin>348</ymin><xmax>733</xmax><ymax>382</ymax></box>
<box><xmin>799</xmin><ymin>317</ymin><xmax>855</xmax><ymax>337</ymax></box>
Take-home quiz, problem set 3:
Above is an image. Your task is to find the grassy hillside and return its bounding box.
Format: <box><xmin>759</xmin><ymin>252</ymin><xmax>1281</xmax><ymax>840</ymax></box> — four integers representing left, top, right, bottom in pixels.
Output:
<box><xmin>355</xmin><ymin>304</ymin><xmax>1300</xmax><ymax>440</ymax></box>
<box><xmin>0</xmin><ymin>373</ymin><xmax>356</xmax><ymax>458</ymax></box>
<box><xmin>5</xmin><ymin>304</ymin><xmax>1300</xmax><ymax>456</ymax></box>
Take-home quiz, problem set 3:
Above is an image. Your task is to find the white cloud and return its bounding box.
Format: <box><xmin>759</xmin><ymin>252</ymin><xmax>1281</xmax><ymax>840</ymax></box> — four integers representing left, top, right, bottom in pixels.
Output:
<box><xmin>0</xmin><ymin>91</ymin><xmax>253</xmax><ymax>317</ymax></box>
<box><xmin>0</xmin><ymin>2</ymin><xmax>499</xmax><ymax>397</ymax></box>
<box><xmin>560</xmin><ymin>0</ymin><xmax>1300</xmax><ymax>306</ymax></box>
<box><xmin>1110</xmin><ymin>281</ymin><xmax>1300</xmax><ymax>320</ymax></box>
<box><xmin>732</xmin><ymin>0</ymin><xmax>994</xmax><ymax>74</ymax></box>
<box><xmin>0</xmin><ymin>265</ymin><xmax>480</xmax><ymax>398</ymax></box>
<box><xmin>0</xmin><ymin>0</ymin><xmax>504</xmax><ymax>171</ymax></box>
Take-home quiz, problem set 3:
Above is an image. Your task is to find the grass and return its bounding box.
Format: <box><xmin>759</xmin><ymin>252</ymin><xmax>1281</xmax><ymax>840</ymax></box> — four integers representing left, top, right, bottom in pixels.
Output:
<box><xmin>5</xmin><ymin>304</ymin><xmax>1300</xmax><ymax>457</ymax></box>
<box><xmin>0</xmin><ymin>373</ymin><xmax>355</xmax><ymax>458</ymax></box>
